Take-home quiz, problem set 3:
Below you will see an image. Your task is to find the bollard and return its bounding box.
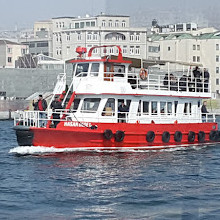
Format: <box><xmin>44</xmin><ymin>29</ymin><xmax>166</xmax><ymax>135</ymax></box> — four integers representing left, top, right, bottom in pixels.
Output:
<box><xmin>8</xmin><ymin>109</ymin><xmax>12</xmax><ymax>120</ymax></box>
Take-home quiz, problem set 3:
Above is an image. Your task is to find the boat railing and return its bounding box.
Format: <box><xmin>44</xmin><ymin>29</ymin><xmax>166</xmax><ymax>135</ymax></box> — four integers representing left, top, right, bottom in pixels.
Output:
<box><xmin>72</xmin><ymin>71</ymin><xmax>210</xmax><ymax>93</ymax></box>
<box><xmin>14</xmin><ymin>110</ymin><xmax>217</xmax><ymax>128</ymax></box>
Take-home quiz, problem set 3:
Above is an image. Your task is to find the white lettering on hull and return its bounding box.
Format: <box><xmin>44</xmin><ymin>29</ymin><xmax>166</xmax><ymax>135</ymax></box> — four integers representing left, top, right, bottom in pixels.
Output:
<box><xmin>64</xmin><ymin>121</ymin><xmax>92</xmax><ymax>127</ymax></box>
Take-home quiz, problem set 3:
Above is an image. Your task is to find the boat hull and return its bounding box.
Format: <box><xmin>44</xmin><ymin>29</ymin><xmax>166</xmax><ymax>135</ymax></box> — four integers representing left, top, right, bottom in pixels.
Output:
<box><xmin>14</xmin><ymin>121</ymin><xmax>220</xmax><ymax>150</ymax></box>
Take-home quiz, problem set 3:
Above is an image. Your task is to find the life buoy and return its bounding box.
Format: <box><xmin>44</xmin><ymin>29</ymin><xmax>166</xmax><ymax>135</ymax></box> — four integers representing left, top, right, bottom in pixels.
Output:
<box><xmin>103</xmin><ymin>129</ymin><xmax>113</xmax><ymax>140</ymax></box>
<box><xmin>209</xmin><ymin>130</ymin><xmax>217</xmax><ymax>141</ymax></box>
<box><xmin>115</xmin><ymin>130</ymin><xmax>125</xmax><ymax>142</ymax></box>
<box><xmin>146</xmin><ymin>131</ymin><xmax>155</xmax><ymax>142</ymax></box>
<box><xmin>198</xmin><ymin>131</ymin><xmax>205</xmax><ymax>143</ymax></box>
<box><xmin>139</xmin><ymin>68</ymin><xmax>148</xmax><ymax>80</ymax></box>
<box><xmin>188</xmin><ymin>131</ymin><xmax>195</xmax><ymax>142</ymax></box>
<box><xmin>174</xmin><ymin>131</ymin><xmax>182</xmax><ymax>142</ymax></box>
<box><xmin>162</xmin><ymin>131</ymin><xmax>170</xmax><ymax>143</ymax></box>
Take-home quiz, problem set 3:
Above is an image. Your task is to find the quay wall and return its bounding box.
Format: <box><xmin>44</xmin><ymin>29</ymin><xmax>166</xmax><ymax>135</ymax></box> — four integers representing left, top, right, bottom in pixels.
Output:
<box><xmin>0</xmin><ymin>68</ymin><xmax>62</xmax><ymax>97</ymax></box>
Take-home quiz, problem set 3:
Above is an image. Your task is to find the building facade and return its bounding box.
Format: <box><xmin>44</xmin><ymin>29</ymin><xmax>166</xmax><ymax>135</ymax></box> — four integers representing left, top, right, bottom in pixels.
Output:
<box><xmin>0</xmin><ymin>40</ymin><xmax>28</xmax><ymax>68</ymax></box>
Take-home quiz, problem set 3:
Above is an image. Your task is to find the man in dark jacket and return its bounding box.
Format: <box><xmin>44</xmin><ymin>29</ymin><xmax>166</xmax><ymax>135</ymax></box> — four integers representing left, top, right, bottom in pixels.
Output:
<box><xmin>201</xmin><ymin>101</ymin><xmax>209</xmax><ymax>122</ymax></box>
<box><xmin>50</xmin><ymin>96</ymin><xmax>63</xmax><ymax>128</ymax></box>
<box><xmin>32</xmin><ymin>95</ymin><xmax>47</xmax><ymax>127</ymax></box>
<box><xmin>118</xmin><ymin>101</ymin><xmax>129</xmax><ymax>123</ymax></box>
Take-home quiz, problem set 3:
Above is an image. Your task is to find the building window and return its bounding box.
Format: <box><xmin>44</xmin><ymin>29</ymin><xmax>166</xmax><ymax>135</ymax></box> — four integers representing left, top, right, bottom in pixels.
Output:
<box><xmin>56</xmin><ymin>22</ymin><xmax>58</xmax><ymax>28</ymax></box>
<box><xmin>216</xmin><ymin>67</ymin><xmax>219</xmax><ymax>73</ymax></box>
<box><xmin>216</xmin><ymin>78</ymin><xmax>219</xmax><ymax>85</ymax></box>
<box><xmin>75</xmin><ymin>23</ymin><xmax>79</xmax><ymax>29</ymax></box>
<box><xmin>216</xmin><ymin>44</ymin><xmax>219</xmax><ymax>50</ymax></box>
<box><xmin>135</xmin><ymin>46</ymin><xmax>140</xmax><ymax>55</ymax></box>
<box><xmin>109</xmin><ymin>20</ymin><xmax>113</xmax><ymax>27</ymax></box>
<box><xmin>216</xmin><ymin>55</ymin><xmax>219</xmax><ymax>62</ymax></box>
<box><xmin>197</xmin><ymin>45</ymin><xmax>200</xmax><ymax>50</ymax></box>
<box><xmin>136</xmin><ymin>34</ymin><xmax>140</xmax><ymax>41</ymax></box>
<box><xmin>102</xmin><ymin>20</ymin><xmax>106</xmax><ymax>27</ymax></box>
<box><xmin>130</xmin><ymin>34</ymin><xmax>134</xmax><ymax>41</ymax></box>
<box><xmin>7</xmin><ymin>57</ymin><xmax>12</xmax><ymax>63</ymax></box>
<box><xmin>193</xmin><ymin>45</ymin><xmax>196</xmax><ymax>50</ymax></box>
<box><xmin>217</xmin><ymin>90</ymin><xmax>219</xmax><ymax>94</ymax></box>
<box><xmin>87</xmin><ymin>32</ymin><xmax>92</xmax><ymax>41</ymax></box>
<box><xmin>197</xmin><ymin>56</ymin><xmax>200</xmax><ymax>62</ymax></box>
<box><xmin>109</xmin><ymin>48</ymin><xmax>114</xmax><ymax>54</ymax></box>
<box><xmin>168</xmin><ymin>46</ymin><xmax>171</xmax><ymax>51</ymax></box>
<box><xmin>93</xmin><ymin>32</ymin><xmax>98</xmax><ymax>41</ymax></box>
<box><xmin>122</xmin><ymin>20</ymin><xmax>126</xmax><ymax>27</ymax></box>
<box><xmin>37</xmin><ymin>42</ymin><xmax>48</xmax><ymax>47</ymax></box>
<box><xmin>77</xmin><ymin>32</ymin><xmax>82</xmax><ymax>41</ymax></box>
<box><xmin>130</xmin><ymin>46</ymin><xmax>134</xmax><ymax>55</ymax></box>
<box><xmin>91</xmin><ymin>21</ymin><xmax>95</xmax><ymax>27</ymax></box>
<box><xmin>193</xmin><ymin>56</ymin><xmax>196</xmax><ymax>62</ymax></box>
<box><xmin>149</xmin><ymin>46</ymin><xmax>159</xmax><ymax>53</ymax></box>
<box><xmin>86</xmin><ymin>22</ymin><xmax>90</xmax><ymax>27</ymax></box>
<box><xmin>66</xmin><ymin>34</ymin><xmax>70</xmax><ymax>41</ymax></box>
<box><xmin>123</xmin><ymin>46</ymin><xmax>127</xmax><ymax>54</ymax></box>
<box><xmin>67</xmin><ymin>46</ymin><xmax>70</xmax><ymax>55</ymax></box>
<box><xmin>80</xmin><ymin>22</ymin><xmax>84</xmax><ymax>28</ymax></box>
<box><xmin>7</xmin><ymin>47</ymin><xmax>12</xmax><ymax>53</ymax></box>
<box><xmin>115</xmin><ymin>20</ymin><xmax>119</xmax><ymax>27</ymax></box>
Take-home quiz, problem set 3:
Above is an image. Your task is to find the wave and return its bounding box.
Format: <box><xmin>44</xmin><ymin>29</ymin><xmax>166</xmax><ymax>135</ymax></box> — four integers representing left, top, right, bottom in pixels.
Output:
<box><xmin>9</xmin><ymin>144</ymin><xmax>211</xmax><ymax>156</ymax></box>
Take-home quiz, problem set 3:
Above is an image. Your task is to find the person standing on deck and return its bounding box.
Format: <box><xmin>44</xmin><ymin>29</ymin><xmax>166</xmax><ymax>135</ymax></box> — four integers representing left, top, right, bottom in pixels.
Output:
<box><xmin>50</xmin><ymin>96</ymin><xmax>63</xmax><ymax>128</ymax></box>
<box><xmin>201</xmin><ymin>101</ymin><xmax>209</xmax><ymax>122</ymax></box>
<box><xmin>32</xmin><ymin>95</ymin><xmax>47</xmax><ymax>127</ymax></box>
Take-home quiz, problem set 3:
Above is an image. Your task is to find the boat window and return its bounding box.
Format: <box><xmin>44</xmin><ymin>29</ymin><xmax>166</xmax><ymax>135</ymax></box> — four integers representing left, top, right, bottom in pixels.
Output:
<box><xmin>151</xmin><ymin>101</ymin><xmax>157</xmax><ymax>115</ymax></box>
<box><xmin>81</xmin><ymin>98</ymin><xmax>101</xmax><ymax>113</ymax></box>
<box><xmin>198</xmin><ymin>101</ymin><xmax>200</xmax><ymax>108</ymax></box>
<box><xmin>174</xmin><ymin>101</ymin><xmax>178</xmax><ymax>115</ymax></box>
<box><xmin>90</xmin><ymin>63</ymin><xmax>100</xmax><ymax>77</ymax></box>
<box><xmin>168</xmin><ymin>102</ymin><xmax>172</xmax><ymax>114</ymax></box>
<box><xmin>189</xmin><ymin>103</ymin><xmax>192</xmax><ymax>114</ymax></box>
<box><xmin>184</xmin><ymin>103</ymin><xmax>188</xmax><ymax>114</ymax></box>
<box><xmin>72</xmin><ymin>63</ymin><xmax>76</xmax><ymax>76</ymax></box>
<box><xmin>137</xmin><ymin>100</ymin><xmax>141</xmax><ymax>115</ymax></box>
<box><xmin>102</xmin><ymin>98</ymin><xmax>115</xmax><ymax>116</ymax></box>
<box><xmin>114</xmin><ymin>65</ymin><xmax>125</xmax><ymax>77</ymax></box>
<box><xmin>75</xmin><ymin>63</ymin><xmax>89</xmax><ymax>77</ymax></box>
<box><xmin>72</xmin><ymin>98</ymin><xmax>81</xmax><ymax>112</ymax></box>
<box><xmin>143</xmin><ymin>101</ymin><xmax>149</xmax><ymax>114</ymax></box>
<box><xmin>160</xmin><ymin>102</ymin><xmax>166</xmax><ymax>114</ymax></box>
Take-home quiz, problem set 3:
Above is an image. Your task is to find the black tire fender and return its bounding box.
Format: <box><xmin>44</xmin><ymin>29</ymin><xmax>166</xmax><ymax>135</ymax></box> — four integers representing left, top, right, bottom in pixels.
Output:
<box><xmin>115</xmin><ymin>130</ymin><xmax>125</xmax><ymax>142</ymax></box>
<box><xmin>103</xmin><ymin>129</ymin><xmax>113</xmax><ymax>140</ymax></box>
<box><xmin>174</xmin><ymin>131</ymin><xmax>182</xmax><ymax>142</ymax></box>
<box><xmin>146</xmin><ymin>131</ymin><xmax>155</xmax><ymax>142</ymax></box>
<box><xmin>198</xmin><ymin>131</ymin><xmax>205</xmax><ymax>143</ymax></box>
<box><xmin>209</xmin><ymin>130</ymin><xmax>217</xmax><ymax>141</ymax></box>
<box><xmin>188</xmin><ymin>131</ymin><xmax>195</xmax><ymax>142</ymax></box>
<box><xmin>162</xmin><ymin>131</ymin><xmax>170</xmax><ymax>143</ymax></box>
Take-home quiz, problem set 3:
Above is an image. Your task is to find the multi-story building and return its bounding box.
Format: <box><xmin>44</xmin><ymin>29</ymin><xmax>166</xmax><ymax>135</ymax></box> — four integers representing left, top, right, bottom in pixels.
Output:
<box><xmin>0</xmin><ymin>40</ymin><xmax>28</xmax><ymax>68</ymax></box>
<box><xmin>51</xmin><ymin>14</ymin><xmax>147</xmax><ymax>60</ymax></box>
<box><xmin>147</xmin><ymin>24</ymin><xmax>220</xmax><ymax>95</ymax></box>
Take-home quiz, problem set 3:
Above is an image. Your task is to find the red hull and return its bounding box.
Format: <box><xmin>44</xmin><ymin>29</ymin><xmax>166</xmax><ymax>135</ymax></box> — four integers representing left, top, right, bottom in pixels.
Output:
<box><xmin>25</xmin><ymin>121</ymin><xmax>219</xmax><ymax>150</ymax></box>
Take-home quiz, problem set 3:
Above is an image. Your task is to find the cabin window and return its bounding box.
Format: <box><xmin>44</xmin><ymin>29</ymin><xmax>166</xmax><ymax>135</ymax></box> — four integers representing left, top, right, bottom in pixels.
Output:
<box><xmin>90</xmin><ymin>63</ymin><xmax>99</xmax><ymax>76</ymax></box>
<box><xmin>189</xmin><ymin>103</ymin><xmax>192</xmax><ymax>114</ymax></box>
<box><xmin>174</xmin><ymin>101</ymin><xmax>178</xmax><ymax>115</ymax></box>
<box><xmin>151</xmin><ymin>101</ymin><xmax>157</xmax><ymax>115</ymax></box>
<box><xmin>160</xmin><ymin>102</ymin><xmax>166</xmax><ymax>114</ymax></box>
<box><xmin>102</xmin><ymin>98</ymin><xmax>115</xmax><ymax>116</ymax></box>
<box><xmin>184</xmin><ymin>103</ymin><xmax>188</xmax><ymax>114</ymax></box>
<box><xmin>168</xmin><ymin>102</ymin><xmax>172</xmax><ymax>114</ymax></box>
<box><xmin>81</xmin><ymin>98</ymin><xmax>101</xmax><ymax>113</ymax></box>
<box><xmin>143</xmin><ymin>101</ymin><xmax>149</xmax><ymax>114</ymax></box>
<box><xmin>72</xmin><ymin>98</ymin><xmax>81</xmax><ymax>112</ymax></box>
<box><xmin>138</xmin><ymin>100</ymin><xmax>141</xmax><ymax>115</ymax></box>
<box><xmin>75</xmin><ymin>63</ymin><xmax>89</xmax><ymax>77</ymax></box>
<box><xmin>198</xmin><ymin>101</ymin><xmax>200</xmax><ymax>108</ymax></box>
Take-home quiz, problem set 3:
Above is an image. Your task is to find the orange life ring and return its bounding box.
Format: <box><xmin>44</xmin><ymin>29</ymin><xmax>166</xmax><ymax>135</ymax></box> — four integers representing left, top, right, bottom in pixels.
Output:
<box><xmin>139</xmin><ymin>68</ymin><xmax>148</xmax><ymax>80</ymax></box>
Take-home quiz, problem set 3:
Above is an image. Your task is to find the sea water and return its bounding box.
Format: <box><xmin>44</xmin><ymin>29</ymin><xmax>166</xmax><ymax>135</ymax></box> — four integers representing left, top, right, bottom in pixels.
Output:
<box><xmin>1</xmin><ymin>120</ymin><xmax>220</xmax><ymax>219</ymax></box>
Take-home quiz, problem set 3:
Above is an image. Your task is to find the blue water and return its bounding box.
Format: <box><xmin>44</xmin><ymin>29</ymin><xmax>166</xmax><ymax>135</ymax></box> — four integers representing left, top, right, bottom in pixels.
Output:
<box><xmin>1</xmin><ymin>121</ymin><xmax>220</xmax><ymax>219</ymax></box>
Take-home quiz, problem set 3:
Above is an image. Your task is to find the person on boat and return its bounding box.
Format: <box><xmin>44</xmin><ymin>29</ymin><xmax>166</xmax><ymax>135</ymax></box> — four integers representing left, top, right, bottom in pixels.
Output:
<box><xmin>114</xmin><ymin>68</ymin><xmax>124</xmax><ymax>77</ymax></box>
<box><xmin>118</xmin><ymin>101</ymin><xmax>129</xmax><ymax>123</ymax></box>
<box><xmin>170</xmin><ymin>73</ymin><xmax>177</xmax><ymax>91</ymax></box>
<box><xmin>50</xmin><ymin>96</ymin><xmax>63</xmax><ymax>128</ymax></box>
<box><xmin>193</xmin><ymin>66</ymin><xmax>202</xmax><ymax>92</ymax></box>
<box><xmin>179</xmin><ymin>75</ymin><xmax>187</xmax><ymax>91</ymax></box>
<box><xmin>201</xmin><ymin>101</ymin><xmax>209</xmax><ymax>122</ymax></box>
<box><xmin>163</xmin><ymin>73</ymin><xmax>169</xmax><ymax>88</ymax></box>
<box><xmin>203</xmin><ymin>68</ymin><xmax>210</xmax><ymax>92</ymax></box>
<box><xmin>32</xmin><ymin>95</ymin><xmax>48</xmax><ymax>127</ymax></box>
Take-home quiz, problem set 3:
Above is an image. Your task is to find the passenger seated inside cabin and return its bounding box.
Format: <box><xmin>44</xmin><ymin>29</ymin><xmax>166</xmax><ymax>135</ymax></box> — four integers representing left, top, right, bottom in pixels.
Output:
<box><xmin>118</xmin><ymin>101</ymin><xmax>129</xmax><ymax>123</ymax></box>
<box><xmin>114</xmin><ymin>68</ymin><xmax>124</xmax><ymax>77</ymax></box>
<box><xmin>170</xmin><ymin>73</ymin><xmax>178</xmax><ymax>91</ymax></box>
<box><xmin>179</xmin><ymin>75</ymin><xmax>187</xmax><ymax>91</ymax></box>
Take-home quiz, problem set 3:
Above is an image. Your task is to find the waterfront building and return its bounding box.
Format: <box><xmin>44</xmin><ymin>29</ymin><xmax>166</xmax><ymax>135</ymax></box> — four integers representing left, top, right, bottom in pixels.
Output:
<box><xmin>0</xmin><ymin>40</ymin><xmax>28</xmax><ymax>68</ymax></box>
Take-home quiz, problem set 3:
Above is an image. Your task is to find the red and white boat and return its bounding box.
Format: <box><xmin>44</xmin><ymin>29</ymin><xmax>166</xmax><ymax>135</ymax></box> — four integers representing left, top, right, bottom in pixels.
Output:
<box><xmin>14</xmin><ymin>45</ymin><xmax>220</xmax><ymax>150</ymax></box>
